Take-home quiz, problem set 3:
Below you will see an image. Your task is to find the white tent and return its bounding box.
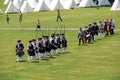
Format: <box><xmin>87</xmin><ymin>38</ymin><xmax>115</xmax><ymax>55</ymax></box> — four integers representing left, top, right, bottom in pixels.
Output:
<box><xmin>49</xmin><ymin>0</ymin><xmax>64</xmax><ymax>10</ymax></box>
<box><xmin>5</xmin><ymin>0</ymin><xmax>19</xmax><ymax>13</ymax></box>
<box><xmin>74</xmin><ymin>0</ymin><xmax>82</xmax><ymax>4</ymax></box>
<box><xmin>45</xmin><ymin>0</ymin><xmax>52</xmax><ymax>5</ymax></box>
<box><xmin>4</xmin><ymin>0</ymin><xmax>10</xmax><ymax>5</ymax></box>
<box><xmin>111</xmin><ymin>0</ymin><xmax>120</xmax><ymax>10</ymax></box>
<box><xmin>27</xmin><ymin>0</ymin><xmax>37</xmax><ymax>8</ymax></box>
<box><xmin>60</xmin><ymin>0</ymin><xmax>66</xmax><ymax>5</ymax></box>
<box><xmin>98</xmin><ymin>0</ymin><xmax>111</xmax><ymax>6</ymax></box>
<box><xmin>36</xmin><ymin>0</ymin><xmax>39</xmax><ymax>3</ymax></box>
<box><xmin>64</xmin><ymin>0</ymin><xmax>79</xmax><ymax>9</ymax></box>
<box><xmin>20</xmin><ymin>0</ymin><xmax>25</xmax><ymax>5</ymax></box>
<box><xmin>34</xmin><ymin>0</ymin><xmax>50</xmax><ymax>12</ymax></box>
<box><xmin>79</xmin><ymin>0</ymin><xmax>96</xmax><ymax>7</ymax></box>
<box><xmin>20</xmin><ymin>0</ymin><xmax>33</xmax><ymax>13</ymax></box>
<box><xmin>13</xmin><ymin>0</ymin><xmax>21</xmax><ymax>9</ymax></box>
<box><xmin>0</xmin><ymin>9</ymin><xmax>3</xmax><ymax>14</ymax></box>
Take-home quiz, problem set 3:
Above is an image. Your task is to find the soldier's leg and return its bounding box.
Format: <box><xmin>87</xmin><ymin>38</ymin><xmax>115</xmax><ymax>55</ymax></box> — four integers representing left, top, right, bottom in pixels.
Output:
<box><xmin>98</xmin><ymin>32</ymin><xmax>100</xmax><ymax>39</ymax></box>
<box><xmin>28</xmin><ymin>56</ymin><xmax>31</xmax><ymax>62</ymax></box>
<box><xmin>60</xmin><ymin>44</ymin><xmax>62</xmax><ymax>53</ymax></box>
<box><xmin>78</xmin><ymin>38</ymin><xmax>81</xmax><ymax>45</ymax></box>
<box><xmin>55</xmin><ymin>49</ymin><xmax>58</xmax><ymax>55</ymax></box>
<box><xmin>64</xmin><ymin>47</ymin><xmax>66</xmax><ymax>53</ymax></box>
<box><xmin>82</xmin><ymin>38</ymin><xmax>84</xmax><ymax>45</ymax></box>
<box><xmin>50</xmin><ymin>50</ymin><xmax>53</xmax><ymax>57</ymax></box>
<box><xmin>16</xmin><ymin>55</ymin><xmax>19</xmax><ymax>62</ymax></box>
<box><xmin>59</xmin><ymin>16</ymin><xmax>62</xmax><ymax>22</ymax></box>
<box><xmin>57</xmin><ymin>16</ymin><xmax>59</xmax><ymax>22</ymax></box>
<box><xmin>38</xmin><ymin>52</ymin><xmax>41</xmax><ymax>60</ymax></box>
<box><xmin>44</xmin><ymin>52</ymin><xmax>48</xmax><ymax>59</ymax></box>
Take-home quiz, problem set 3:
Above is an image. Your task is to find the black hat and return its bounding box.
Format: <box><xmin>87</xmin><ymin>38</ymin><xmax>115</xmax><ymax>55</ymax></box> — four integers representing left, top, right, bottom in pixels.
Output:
<box><xmin>29</xmin><ymin>40</ymin><xmax>32</xmax><ymax>43</ymax></box>
<box><xmin>105</xmin><ymin>21</ymin><xmax>107</xmax><ymax>23</ymax></box>
<box><xmin>62</xmin><ymin>33</ymin><xmax>64</xmax><ymax>35</ymax></box>
<box><xmin>32</xmin><ymin>39</ymin><xmax>36</xmax><ymax>41</ymax></box>
<box><xmin>38</xmin><ymin>38</ymin><xmax>42</xmax><ymax>40</ymax></box>
<box><xmin>17</xmin><ymin>40</ymin><xmax>21</xmax><ymax>42</ymax></box>
<box><xmin>94</xmin><ymin>22</ymin><xmax>97</xmax><ymax>24</ymax></box>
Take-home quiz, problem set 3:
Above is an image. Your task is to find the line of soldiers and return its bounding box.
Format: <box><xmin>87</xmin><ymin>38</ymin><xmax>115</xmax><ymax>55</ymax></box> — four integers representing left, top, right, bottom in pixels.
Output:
<box><xmin>78</xmin><ymin>18</ymin><xmax>115</xmax><ymax>45</ymax></box>
<box><xmin>15</xmin><ymin>33</ymin><xmax>67</xmax><ymax>62</ymax></box>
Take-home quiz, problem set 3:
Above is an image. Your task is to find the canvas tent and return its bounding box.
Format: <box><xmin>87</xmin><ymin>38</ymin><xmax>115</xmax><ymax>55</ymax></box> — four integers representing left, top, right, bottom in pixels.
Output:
<box><xmin>20</xmin><ymin>0</ymin><xmax>25</xmax><ymax>5</ymax></box>
<box><xmin>36</xmin><ymin>0</ymin><xmax>39</xmax><ymax>3</ymax></box>
<box><xmin>20</xmin><ymin>0</ymin><xmax>33</xmax><ymax>13</ymax></box>
<box><xmin>60</xmin><ymin>0</ymin><xmax>66</xmax><ymax>5</ymax></box>
<box><xmin>5</xmin><ymin>0</ymin><xmax>19</xmax><ymax>13</ymax></box>
<box><xmin>79</xmin><ymin>0</ymin><xmax>96</xmax><ymax>7</ymax></box>
<box><xmin>49</xmin><ymin>0</ymin><xmax>64</xmax><ymax>10</ymax></box>
<box><xmin>111</xmin><ymin>0</ymin><xmax>120</xmax><ymax>10</ymax></box>
<box><xmin>34</xmin><ymin>0</ymin><xmax>50</xmax><ymax>12</ymax></box>
<box><xmin>13</xmin><ymin>0</ymin><xmax>21</xmax><ymax>9</ymax></box>
<box><xmin>74</xmin><ymin>0</ymin><xmax>82</xmax><ymax>4</ymax></box>
<box><xmin>0</xmin><ymin>9</ymin><xmax>3</xmax><ymax>14</ymax></box>
<box><xmin>45</xmin><ymin>0</ymin><xmax>52</xmax><ymax>5</ymax></box>
<box><xmin>27</xmin><ymin>0</ymin><xmax>37</xmax><ymax>8</ymax></box>
<box><xmin>4</xmin><ymin>0</ymin><xmax>10</xmax><ymax>5</ymax></box>
<box><xmin>64</xmin><ymin>0</ymin><xmax>79</xmax><ymax>9</ymax></box>
<box><xmin>98</xmin><ymin>0</ymin><xmax>111</xmax><ymax>6</ymax></box>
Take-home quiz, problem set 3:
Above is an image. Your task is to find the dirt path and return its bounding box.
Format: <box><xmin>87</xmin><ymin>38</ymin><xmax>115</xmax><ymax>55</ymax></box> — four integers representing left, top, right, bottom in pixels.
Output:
<box><xmin>0</xmin><ymin>28</ymin><xmax>120</xmax><ymax>32</ymax></box>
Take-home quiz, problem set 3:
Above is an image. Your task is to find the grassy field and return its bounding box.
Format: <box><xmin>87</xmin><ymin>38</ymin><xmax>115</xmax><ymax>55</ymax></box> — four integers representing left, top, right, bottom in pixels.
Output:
<box><xmin>0</xmin><ymin>0</ymin><xmax>120</xmax><ymax>80</ymax></box>
<box><xmin>0</xmin><ymin>0</ymin><xmax>120</xmax><ymax>29</ymax></box>
<box><xmin>0</xmin><ymin>30</ymin><xmax>120</xmax><ymax>80</ymax></box>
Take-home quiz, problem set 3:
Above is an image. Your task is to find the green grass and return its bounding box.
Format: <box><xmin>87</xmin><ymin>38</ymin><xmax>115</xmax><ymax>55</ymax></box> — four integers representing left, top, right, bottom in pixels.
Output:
<box><xmin>0</xmin><ymin>0</ymin><xmax>120</xmax><ymax>29</ymax></box>
<box><xmin>0</xmin><ymin>0</ymin><xmax>120</xmax><ymax>80</ymax></box>
<box><xmin>0</xmin><ymin>30</ymin><xmax>120</xmax><ymax>80</ymax></box>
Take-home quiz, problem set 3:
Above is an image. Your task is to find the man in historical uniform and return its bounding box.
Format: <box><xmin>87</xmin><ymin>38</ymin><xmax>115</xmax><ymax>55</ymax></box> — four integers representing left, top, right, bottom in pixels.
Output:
<box><xmin>32</xmin><ymin>39</ymin><xmax>39</xmax><ymax>59</ymax></box>
<box><xmin>50</xmin><ymin>34</ymin><xmax>58</xmax><ymax>56</ymax></box>
<box><xmin>93</xmin><ymin>22</ymin><xmax>99</xmax><ymax>40</ymax></box>
<box><xmin>38</xmin><ymin>37</ymin><xmax>47</xmax><ymax>59</ymax></box>
<box><xmin>62</xmin><ymin>33</ymin><xmax>67</xmax><ymax>53</ymax></box>
<box><xmin>77</xmin><ymin>28</ymin><xmax>84</xmax><ymax>46</ymax></box>
<box><xmin>27</xmin><ymin>40</ymin><xmax>36</xmax><ymax>62</ymax></box>
<box><xmin>15</xmin><ymin>40</ymin><xmax>24</xmax><ymax>62</ymax></box>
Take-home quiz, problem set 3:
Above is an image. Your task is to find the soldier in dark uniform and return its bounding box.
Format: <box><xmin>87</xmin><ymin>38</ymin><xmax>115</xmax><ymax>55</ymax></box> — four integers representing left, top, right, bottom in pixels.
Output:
<box><xmin>38</xmin><ymin>38</ymin><xmax>45</xmax><ymax>59</ymax></box>
<box><xmin>27</xmin><ymin>40</ymin><xmax>36</xmax><ymax>62</ymax></box>
<box><xmin>62</xmin><ymin>33</ymin><xmax>67</xmax><ymax>53</ymax></box>
<box><xmin>32</xmin><ymin>39</ymin><xmax>39</xmax><ymax>59</ymax></box>
<box><xmin>88</xmin><ymin>24</ymin><xmax>95</xmax><ymax>41</ymax></box>
<box><xmin>42</xmin><ymin>36</ymin><xmax>48</xmax><ymax>59</ymax></box>
<box><xmin>93</xmin><ymin>22</ymin><xmax>99</xmax><ymax>40</ymax></box>
<box><xmin>50</xmin><ymin>35</ymin><xmax>58</xmax><ymax>55</ymax></box>
<box><xmin>45</xmin><ymin>36</ymin><xmax>52</xmax><ymax>57</ymax></box>
<box><xmin>15</xmin><ymin>40</ymin><xmax>24</xmax><ymax>62</ymax></box>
